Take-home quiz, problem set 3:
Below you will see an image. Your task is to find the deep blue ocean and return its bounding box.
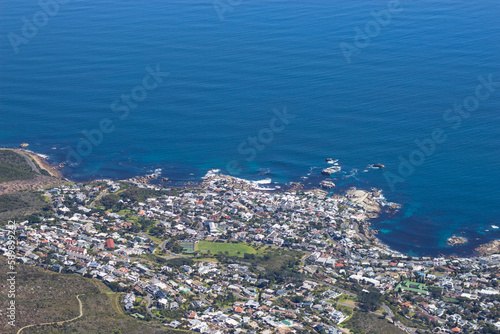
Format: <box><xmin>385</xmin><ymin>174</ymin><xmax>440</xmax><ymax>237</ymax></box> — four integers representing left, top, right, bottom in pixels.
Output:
<box><xmin>1</xmin><ymin>0</ymin><xmax>500</xmax><ymax>256</ymax></box>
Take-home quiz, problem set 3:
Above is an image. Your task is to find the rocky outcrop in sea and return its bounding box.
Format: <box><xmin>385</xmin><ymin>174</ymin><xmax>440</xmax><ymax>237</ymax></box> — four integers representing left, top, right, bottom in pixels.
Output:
<box><xmin>447</xmin><ymin>236</ymin><xmax>468</xmax><ymax>246</ymax></box>
<box><xmin>475</xmin><ymin>240</ymin><xmax>500</xmax><ymax>256</ymax></box>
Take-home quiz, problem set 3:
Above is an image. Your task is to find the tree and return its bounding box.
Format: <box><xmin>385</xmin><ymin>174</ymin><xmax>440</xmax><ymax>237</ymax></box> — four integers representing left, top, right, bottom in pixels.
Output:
<box><xmin>243</xmin><ymin>253</ymin><xmax>255</xmax><ymax>260</ymax></box>
<box><xmin>165</xmin><ymin>239</ymin><xmax>183</xmax><ymax>253</ymax></box>
<box><xmin>27</xmin><ymin>214</ymin><xmax>41</xmax><ymax>224</ymax></box>
<box><xmin>149</xmin><ymin>224</ymin><xmax>165</xmax><ymax>237</ymax></box>
<box><xmin>482</xmin><ymin>323</ymin><xmax>500</xmax><ymax>334</ymax></box>
<box><xmin>358</xmin><ymin>287</ymin><xmax>382</xmax><ymax>312</ymax></box>
<box><xmin>100</xmin><ymin>194</ymin><xmax>119</xmax><ymax>210</ymax></box>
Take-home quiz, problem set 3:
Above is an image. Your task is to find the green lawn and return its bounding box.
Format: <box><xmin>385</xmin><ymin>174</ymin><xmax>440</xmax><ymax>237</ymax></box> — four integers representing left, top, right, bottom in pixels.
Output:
<box><xmin>196</xmin><ymin>241</ymin><xmax>258</xmax><ymax>257</ymax></box>
<box><xmin>394</xmin><ymin>281</ymin><xmax>429</xmax><ymax>295</ymax></box>
<box><xmin>147</xmin><ymin>234</ymin><xmax>163</xmax><ymax>245</ymax></box>
<box><xmin>336</xmin><ymin>294</ymin><xmax>356</xmax><ymax>303</ymax></box>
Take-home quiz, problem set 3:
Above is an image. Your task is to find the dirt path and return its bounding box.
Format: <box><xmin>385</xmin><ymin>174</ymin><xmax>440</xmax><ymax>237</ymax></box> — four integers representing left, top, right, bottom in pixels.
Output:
<box><xmin>103</xmin><ymin>291</ymin><xmax>125</xmax><ymax>316</ymax></box>
<box><xmin>16</xmin><ymin>294</ymin><xmax>84</xmax><ymax>334</ymax></box>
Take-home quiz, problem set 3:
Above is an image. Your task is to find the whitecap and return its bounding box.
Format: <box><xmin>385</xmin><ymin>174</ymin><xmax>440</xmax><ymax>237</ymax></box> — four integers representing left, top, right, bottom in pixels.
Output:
<box><xmin>253</xmin><ymin>178</ymin><xmax>272</xmax><ymax>184</ymax></box>
<box><xmin>25</xmin><ymin>150</ymin><xmax>49</xmax><ymax>159</ymax></box>
<box><xmin>208</xmin><ymin>171</ymin><xmax>276</xmax><ymax>190</ymax></box>
<box><xmin>202</xmin><ymin>168</ymin><xmax>221</xmax><ymax>179</ymax></box>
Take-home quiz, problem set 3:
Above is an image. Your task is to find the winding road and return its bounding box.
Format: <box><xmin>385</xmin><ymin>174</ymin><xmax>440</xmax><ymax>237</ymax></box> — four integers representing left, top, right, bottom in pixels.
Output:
<box><xmin>90</xmin><ymin>189</ymin><xmax>108</xmax><ymax>209</ymax></box>
<box><xmin>14</xmin><ymin>151</ymin><xmax>40</xmax><ymax>174</ymax></box>
<box><xmin>17</xmin><ymin>294</ymin><xmax>84</xmax><ymax>334</ymax></box>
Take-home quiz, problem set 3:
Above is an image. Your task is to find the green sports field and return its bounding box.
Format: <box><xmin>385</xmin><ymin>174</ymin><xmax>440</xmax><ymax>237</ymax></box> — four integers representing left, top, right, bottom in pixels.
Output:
<box><xmin>195</xmin><ymin>241</ymin><xmax>258</xmax><ymax>257</ymax></box>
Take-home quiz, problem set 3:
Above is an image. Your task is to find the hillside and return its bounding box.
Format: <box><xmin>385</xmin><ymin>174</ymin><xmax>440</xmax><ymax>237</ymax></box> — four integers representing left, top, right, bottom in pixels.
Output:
<box><xmin>0</xmin><ymin>150</ymin><xmax>65</xmax><ymax>221</ymax></box>
<box><xmin>0</xmin><ymin>150</ymin><xmax>38</xmax><ymax>183</ymax></box>
<box><xmin>0</xmin><ymin>149</ymin><xmax>64</xmax><ymax>193</ymax></box>
<box><xmin>0</xmin><ymin>191</ymin><xmax>50</xmax><ymax>222</ymax></box>
<box><xmin>343</xmin><ymin>310</ymin><xmax>407</xmax><ymax>334</ymax></box>
<box><xmin>0</xmin><ymin>257</ymin><xmax>190</xmax><ymax>334</ymax></box>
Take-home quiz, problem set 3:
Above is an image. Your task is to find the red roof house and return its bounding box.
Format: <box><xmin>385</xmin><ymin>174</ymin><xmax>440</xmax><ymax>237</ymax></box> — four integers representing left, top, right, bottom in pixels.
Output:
<box><xmin>105</xmin><ymin>238</ymin><xmax>115</xmax><ymax>249</ymax></box>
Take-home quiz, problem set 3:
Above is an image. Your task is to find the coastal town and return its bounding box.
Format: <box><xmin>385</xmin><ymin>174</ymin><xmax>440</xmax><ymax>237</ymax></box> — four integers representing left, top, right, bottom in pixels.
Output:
<box><xmin>1</xmin><ymin>170</ymin><xmax>500</xmax><ymax>334</ymax></box>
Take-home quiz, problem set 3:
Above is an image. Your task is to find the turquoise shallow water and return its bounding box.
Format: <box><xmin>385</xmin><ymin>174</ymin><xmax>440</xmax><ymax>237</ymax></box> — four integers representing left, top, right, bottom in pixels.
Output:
<box><xmin>1</xmin><ymin>0</ymin><xmax>500</xmax><ymax>256</ymax></box>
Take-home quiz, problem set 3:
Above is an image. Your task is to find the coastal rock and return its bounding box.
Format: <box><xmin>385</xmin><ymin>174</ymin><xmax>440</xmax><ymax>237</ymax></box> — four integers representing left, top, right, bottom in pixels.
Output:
<box><xmin>475</xmin><ymin>240</ymin><xmax>500</xmax><ymax>256</ymax></box>
<box><xmin>345</xmin><ymin>188</ymin><xmax>382</xmax><ymax>219</ymax></box>
<box><xmin>447</xmin><ymin>236</ymin><xmax>468</xmax><ymax>246</ymax></box>
<box><xmin>288</xmin><ymin>182</ymin><xmax>303</xmax><ymax>193</ymax></box>
<box><xmin>202</xmin><ymin>174</ymin><xmax>266</xmax><ymax>191</ymax></box>
<box><xmin>20</xmin><ymin>143</ymin><xmax>29</xmax><ymax>148</ymax></box>
<box><xmin>304</xmin><ymin>188</ymin><xmax>329</xmax><ymax>198</ymax></box>
<box><xmin>126</xmin><ymin>173</ymin><xmax>159</xmax><ymax>185</ymax></box>
<box><xmin>321</xmin><ymin>166</ymin><xmax>341</xmax><ymax>175</ymax></box>
<box><xmin>319</xmin><ymin>180</ymin><xmax>335</xmax><ymax>189</ymax></box>
<box><xmin>372</xmin><ymin>163</ymin><xmax>385</xmax><ymax>169</ymax></box>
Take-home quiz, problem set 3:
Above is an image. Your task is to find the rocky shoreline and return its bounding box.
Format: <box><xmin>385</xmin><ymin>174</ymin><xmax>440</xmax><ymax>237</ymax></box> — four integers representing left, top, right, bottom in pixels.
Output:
<box><xmin>20</xmin><ymin>149</ymin><xmax>63</xmax><ymax>178</ymax></box>
<box><xmin>2</xmin><ymin>147</ymin><xmax>498</xmax><ymax>258</ymax></box>
<box><xmin>475</xmin><ymin>240</ymin><xmax>500</xmax><ymax>256</ymax></box>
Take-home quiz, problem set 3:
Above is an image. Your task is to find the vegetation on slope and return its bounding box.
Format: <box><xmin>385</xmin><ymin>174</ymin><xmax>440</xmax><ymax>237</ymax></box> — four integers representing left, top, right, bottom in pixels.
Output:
<box><xmin>0</xmin><ymin>150</ymin><xmax>37</xmax><ymax>183</ymax></box>
<box><xmin>344</xmin><ymin>310</ymin><xmax>406</xmax><ymax>334</ymax></box>
<box><xmin>0</xmin><ymin>191</ymin><xmax>51</xmax><ymax>222</ymax></box>
<box><xmin>0</xmin><ymin>257</ymin><xmax>190</xmax><ymax>334</ymax></box>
